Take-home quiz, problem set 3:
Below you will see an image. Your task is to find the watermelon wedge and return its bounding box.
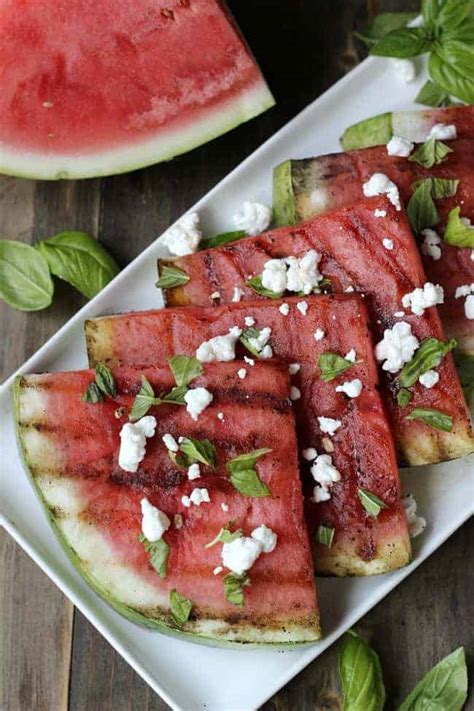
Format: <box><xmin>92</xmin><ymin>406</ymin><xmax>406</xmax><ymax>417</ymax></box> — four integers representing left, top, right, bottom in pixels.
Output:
<box><xmin>155</xmin><ymin>197</ymin><xmax>474</xmax><ymax>466</ymax></box>
<box><xmin>85</xmin><ymin>296</ymin><xmax>411</xmax><ymax>576</ymax></box>
<box><xmin>272</xmin><ymin>137</ymin><xmax>474</xmax><ymax>355</ymax></box>
<box><xmin>14</xmin><ymin>360</ymin><xmax>320</xmax><ymax>644</ymax></box>
<box><xmin>340</xmin><ymin>105</ymin><xmax>474</xmax><ymax>151</ymax></box>
<box><xmin>0</xmin><ymin>0</ymin><xmax>274</xmax><ymax>179</ymax></box>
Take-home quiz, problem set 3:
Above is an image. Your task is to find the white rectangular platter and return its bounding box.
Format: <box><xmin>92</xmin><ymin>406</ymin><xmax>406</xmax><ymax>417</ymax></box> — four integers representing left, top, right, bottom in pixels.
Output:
<box><xmin>1</xmin><ymin>49</ymin><xmax>473</xmax><ymax>711</ymax></box>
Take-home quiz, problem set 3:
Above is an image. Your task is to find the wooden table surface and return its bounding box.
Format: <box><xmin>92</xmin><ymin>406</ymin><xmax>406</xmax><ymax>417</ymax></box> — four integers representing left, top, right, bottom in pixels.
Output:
<box><xmin>1</xmin><ymin>1</ymin><xmax>473</xmax><ymax>709</ymax></box>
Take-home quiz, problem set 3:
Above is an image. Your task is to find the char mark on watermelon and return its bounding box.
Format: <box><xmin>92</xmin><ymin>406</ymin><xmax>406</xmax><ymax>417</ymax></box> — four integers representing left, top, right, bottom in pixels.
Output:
<box><xmin>273</xmin><ymin>135</ymin><xmax>474</xmax><ymax>357</ymax></box>
<box><xmin>0</xmin><ymin>0</ymin><xmax>274</xmax><ymax>179</ymax></box>
<box><xmin>85</xmin><ymin>295</ymin><xmax>412</xmax><ymax>576</ymax></box>
<box><xmin>14</xmin><ymin>360</ymin><xmax>320</xmax><ymax>644</ymax></box>
<box><xmin>155</xmin><ymin>197</ymin><xmax>474</xmax><ymax>466</ymax></box>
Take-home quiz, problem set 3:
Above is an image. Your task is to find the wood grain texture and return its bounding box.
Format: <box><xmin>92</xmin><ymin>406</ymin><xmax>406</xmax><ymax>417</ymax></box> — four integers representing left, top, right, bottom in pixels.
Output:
<box><xmin>1</xmin><ymin>1</ymin><xmax>472</xmax><ymax>710</ymax></box>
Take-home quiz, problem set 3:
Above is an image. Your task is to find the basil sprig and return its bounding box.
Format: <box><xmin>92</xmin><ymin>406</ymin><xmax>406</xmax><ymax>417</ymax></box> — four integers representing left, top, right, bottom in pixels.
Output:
<box><xmin>169</xmin><ymin>589</ymin><xmax>193</xmax><ymax>627</ymax></box>
<box><xmin>223</xmin><ymin>572</ymin><xmax>250</xmax><ymax>607</ymax></box>
<box><xmin>408</xmin><ymin>137</ymin><xmax>453</xmax><ymax>169</ymax></box>
<box><xmin>444</xmin><ymin>207</ymin><xmax>474</xmax><ymax>248</ymax></box>
<box><xmin>226</xmin><ymin>448</ymin><xmax>272</xmax><ymax>497</ymax></box>
<box><xmin>399</xmin><ymin>646</ymin><xmax>467</xmax><ymax>710</ymax></box>
<box><xmin>130</xmin><ymin>356</ymin><xmax>202</xmax><ymax>420</ymax></box>
<box><xmin>399</xmin><ymin>337</ymin><xmax>456</xmax><ymax>388</ymax></box>
<box><xmin>319</xmin><ymin>352</ymin><xmax>355</xmax><ymax>382</ymax></box>
<box><xmin>407</xmin><ymin>178</ymin><xmax>459</xmax><ymax>234</ymax></box>
<box><xmin>139</xmin><ymin>535</ymin><xmax>169</xmax><ymax>578</ymax></box>
<box><xmin>246</xmin><ymin>274</ymin><xmax>283</xmax><ymax>299</ymax></box>
<box><xmin>82</xmin><ymin>362</ymin><xmax>117</xmax><ymax>404</ymax></box>
<box><xmin>315</xmin><ymin>524</ymin><xmax>335</xmax><ymax>548</ymax></box>
<box><xmin>171</xmin><ymin>437</ymin><xmax>217</xmax><ymax>469</ymax></box>
<box><xmin>205</xmin><ymin>525</ymin><xmax>242</xmax><ymax>549</ymax></box>
<box><xmin>156</xmin><ymin>263</ymin><xmax>190</xmax><ymax>289</ymax></box>
<box><xmin>406</xmin><ymin>407</ymin><xmax>453</xmax><ymax>431</ymax></box>
<box><xmin>358</xmin><ymin>488</ymin><xmax>388</xmax><ymax>517</ymax></box>
<box><xmin>0</xmin><ymin>240</ymin><xmax>54</xmax><ymax>311</ymax></box>
<box><xmin>339</xmin><ymin>631</ymin><xmax>385</xmax><ymax>711</ymax></box>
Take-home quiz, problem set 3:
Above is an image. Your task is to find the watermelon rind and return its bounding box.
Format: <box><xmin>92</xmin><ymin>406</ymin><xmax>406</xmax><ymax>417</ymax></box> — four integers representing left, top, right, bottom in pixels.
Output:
<box><xmin>12</xmin><ymin>375</ymin><xmax>320</xmax><ymax>646</ymax></box>
<box><xmin>0</xmin><ymin>82</ymin><xmax>274</xmax><ymax>180</ymax></box>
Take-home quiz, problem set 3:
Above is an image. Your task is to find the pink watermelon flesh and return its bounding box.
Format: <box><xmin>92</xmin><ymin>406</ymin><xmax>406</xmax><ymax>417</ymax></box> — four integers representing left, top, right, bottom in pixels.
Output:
<box><xmin>0</xmin><ymin>0</ymin><xmax>274</xmax><ymax>178</ymax></box>
<box><xmin>85</xmin><ymin>295</ymin><xmax>412</xmax><ymax>576</ymax></box>
<box><xmin>15</xmin><ymin>361</ymin><xmax>320</xmax><ymax>643</ymax></box>
<box><xmin>158</xmin><ymin>196</ymin><xmax>474</xmax><ymax>466</ymax></box>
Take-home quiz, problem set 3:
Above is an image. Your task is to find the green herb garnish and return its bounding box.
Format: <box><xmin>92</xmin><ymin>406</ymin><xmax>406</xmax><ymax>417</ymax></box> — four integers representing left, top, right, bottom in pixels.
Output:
<box><xmin>156</xmin><ymin>264</ymin><xmax>190</xmax><ymax>289</ymax></box>
<box><xmin>397</xmin><ymin>388</ymin><xmax>413</xmax><ymax>408</ymax></box>
<box><xmin>245</xmin><ymin>275</ymin><xmax>283</xmax><ymax>299</ymax></box>
<box><xmin>223</xmin><ymin>572</ymin><xmax>250</xmax><ymax>607</ymax></box>
<box><xmin>204</xmin><ymin>525</ymin><xmax>242</xmax><ymax>549</ymax></box>
<box><xmin>82</xmin><ymin>381</ymin><xmax>104</xmax><ymax>404</ymax></box>
<box><xmin>399</xmin><ymin>337</ymin><xmax>456</xmax><ymax>388</ymax></box>
<box><xmin>408</xmin><ymin>137</ymin><xmax>453</xmax><ymax>168</ymax></box>
<box><xmin>199</xmin><ymin>230</ymin><xmax>246</xmax><ymax>250</ymax></box>
<box><xmin>406</xmin><ymin>407</ymin><xmax>453</xmax><ymax>431</ymax></box>
<box><xmin>169</xmin><ymin>589</ymin><xmax>193</xmax><ymax>626</ymax></box>
<box><xmin>399</xmin><ymin>647</ymin><xmax>467</xmax><ymax>710</ymax></box>
<box><xmin>319</xmin><ymin>352</ymin><xmax>355</xmax><ymax>382</ymax></box>
<box><xmin>315</xmin><ymin>524</ymin><xmax>335</xmax><ymax>548</ymax></box>
<box><xmin>444</xmin><ymin>206</ymin><xmax>474</xmax><ymax>248</ymax></box>
<box><xmin>358</xmin><ymin>488</ymin><xmax>388</xmax><ymax>517</ymax></box>
<box><xmin>226</xmin><ymin>448</ymin><xmax>272</xmax><ymax>497</ymax></box>
<box><xmin>130</xmin><ymin>357</ymin><xmax>202</xmax><ymax>420</ymax></box>
<box><xmin>139</xmin><ymin>534</ymin><xmax>169</xmax><ymax>579</ymax></box>
<box><xmin>339</xmin><ymin>631</ymin><xmax>386</xmax><ymax>711</ymax></box>
<box><xmin>407</xmin><ymin>179</ymin><xmax>440</xmax><ymax>234</ymax></box>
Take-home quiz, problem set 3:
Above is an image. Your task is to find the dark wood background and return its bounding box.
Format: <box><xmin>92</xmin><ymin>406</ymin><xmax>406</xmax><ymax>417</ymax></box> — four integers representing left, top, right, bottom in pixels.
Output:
<box><xmin>1</xmin><ymin>1</ymin><xmax>473</xmax><ymax>709</ymax></box>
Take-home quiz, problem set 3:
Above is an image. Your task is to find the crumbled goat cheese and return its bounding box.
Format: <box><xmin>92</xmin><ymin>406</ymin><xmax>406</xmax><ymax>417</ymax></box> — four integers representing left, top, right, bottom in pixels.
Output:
<box><xmin>420</xmin><ymin>229</ymin><xmax>442</xmax><ymax>261</ymax></box>
<box><xmin>184</xmin><ymin>388</ymin><xmax>213</xmax><ymax>420</ymax></box>
<box><xmin>391</xmin><ymin>58</ymin><xmax>416</xmax><ymax>83</ymax></box>
<box><xmin>244</xmin><ymin>316</ymin><xmax>255</xmax><ymax>327</ymax></box>
<box><xmin>375</xmin><ymin>321</ymin><xmax>419</xmax><ymax>373</ymax></box>
<box><xmin>222</xmin><ymin>525</ymin><xmax>278</xmax><ymax>574</ymax></box>
<box><xmin>213</xmin><ymin>566</ymin><xmax>223</xmax><ymax>575</ymax></box>
<box><xmin>345</xmin><ymin>349</ymin><xmax>356</xmax><ymax>363</ymax></box>
<box><xmin>402</xmin><ymin>494</ymin><xmax>427</xmax><ymax>538</ymax></box>
<box><xmin>232</xmin><ymin>201</ymin><xmax>272</xmax><ymax>235</ymax></box>
<box><xmin>374</xmin><ymin>209</ymin><xmax>387</xmax><ymax>218</ymax></box>
<box><xmin>455</xmin><ymin>284</ymin><xmax>474</xmax><ymax>298</ymax></box>
<box><xmin>428</xmin><ymin>123</ymin><xmax>457</xmax><ymax>141</ymax></box>
<box><xmin>210</xmin><ymin>291</ymin><xmax>221</xmax><ymax>300</ymax></box>
<box><xmin>345</xmin><ymin>285</ymin><xmax>355</xmax><ymax>293</ymax></box>
<box><xmin>297</xmin><ymin>300</ymin><xmax>308</xmax><ymax>316</ymax></box>
<box><xmin>290</xmin><ymin>386</ymin><xmax>301</xmax><ymax>401</ymax></box>
<box><xmin>302</xmin><ymin>447</ymin><xmax>317</xmax><ymax>461</ymax></box>
<box><xmin>314</xmin><ymin>328</ymin><xmax>325</xmax><ymax>341</ymax></box>
<box><xmin>288</xmin><ymin>363</ymin><xmax>301</xmax><ymax>375</ymax></box>
<box><xmin>394</xmin><ymin>311</ymin><xmax>405</xmax><ymax>318</ymax></box>
<box><xmin>318</xmin><ymin>417</ymin><xmax>342</xmax><ymax>436</ymax></box>
<box><xmin>141</xmin><ymin>498</ymin><xmax>170</xmax><ymax>542</ymax></box>
<box><xmin>402</xmin><ymin>282</ymin><xmax>444</xmax><ymax>315</ymax></box>
<box><xmin>279</xmin><ymin>302</ymin><xmax>290</xmax><ymax>316</ymax></box>
<box><xmin>311</xmin><ymin>453</ymin><xmax>342</xmax><ymax>503</ymax></box>
<box><xmin>119</xmin><ymin>416</ymin><xmax>157</xmax><ymax>472</ymax></box>
<box><xmin>237</xmin><ymin>368</ymin><xmax>247</xmax><ymax>380</ymax></box>
<box><xmin>363</xmin><ymin>173</ymin><xmax>401</xmax><ymax>211</ymax></box>
<box><xmin>455</xmin><ymin>284</ymin><xmax>474</xmax><ymax>319</ymax></box>
<box><xmin>232</xmin><ymin>286</ymin><xmax>244</xmax><ymax>303</ymax></box>
<box><xmin>313</xmin><ymin>486</ymin><xmax>331</xmax><ymax>503</ymax></box>
<box><xmin>465</xmin><ymin>295</ymin><xmax>474</xmax><ymax>320</ymax></box>
<box><xmin>196</xmin><ymin>326</ymin><xmax>242</xmax><ymax>362</ymax></box>
<box><xmin>251</xmin><ymin>524</ymin><xmax>278</xmax><ymax>553</ymax></box>
<box><xmin>260</xmin><ymin>345</ymin><xmax>273</xmax><ymax>359</ymax></box>
<box><xmin>387</xmin><ymin>136</ymin><xmax>414</xmax><ymax>157</ymax></box>
<box><xmin>383</xmin><ymin>238</ymin><xmax>394</xmax><ymax>250</ymax></box>
<box><xmin>419</xmin><ymin>370</ymin><xmax>439</xmax><ymax>388</ymax></box>
<box><xmin>182</xmin><ymin>488</ymin><xmax>210</xmax><ymax>508</ymax></box>
<box><xmin>162</xmin><ymin>212</ymin><xmax>201</xmax><ymax>256</ymax></box>
<box><xmin>261</xmin><ymin>250</ymin><xmax>324</xmax><ymax>295</ymax></box>
<box><xmin>217</xmin><ymin>412</ymin><xmax>225</xmax><ymax>421</ymax></box>
<box><xmin>187</xmin><ymin>463</ymin><xmax>201</xmax><ymax>480</ymax></box>
<box><xmin>335</xmin><ymin>379</ymin><xmax>363</xmax><ymax>398</ymax></box>
<box><xmin>244</xmin><ymin>356</ymin><xmax>255</xmax><ymax>366</ymax></box>
<box><xmin>221</xmin><ymin>502</ymin><xmax>229</xmax><ymax>512</ymax></box>
<box><xmin>162</xmin><ymin>433</ymin><xmax>179</xmax><ymax>452</ymax></box>
<box><xmin>246</xmin><ymin>326</ymin><xmax>273</xmax><ymax>358</ymax></box>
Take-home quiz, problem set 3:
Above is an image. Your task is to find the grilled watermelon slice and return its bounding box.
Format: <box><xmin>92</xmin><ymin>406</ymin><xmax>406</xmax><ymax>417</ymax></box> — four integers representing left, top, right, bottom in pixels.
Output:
<box><xmin>86</xmin><ymin>295</ymin><xmax>411</xmax><ymax>576</ymax></box>
<box><xmin>156</xmin><ymin>196</ymin><xmax>474</xmax><ymax>466</ymax></box>
<box><xmin>273</xmin><ymin>138</ymin><xmax>474</xmax><ymax>355</ymax></box>
<box><xmin>0</xmin><ymin>0</ymin><xmax>274</xmax><ymax>179</ymax></box>
<box><xmin>340</xmin><ymin>105</ymin><xmax>474</xmax><ymax>151</ymax></box>
<box><xmin>14</xmin><ymin>361</ymin><xmax>320</xmax><ymax>644</ymax></box>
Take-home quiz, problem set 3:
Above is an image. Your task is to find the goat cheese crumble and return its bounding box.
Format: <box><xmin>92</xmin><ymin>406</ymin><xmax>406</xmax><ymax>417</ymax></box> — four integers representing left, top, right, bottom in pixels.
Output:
<box><xmin>237</xmin><ymin>368</ymin><xmax>247</xmax><ymax>380</ymax></box>
<box><xmin>387</xmin><ymin>136</ymin><xmax>414</xmax><ymax>157</ymax></box>
<box><xmin>141</xmin><ymin>498</ymin><xmax>170</xmax><ymax>542</ymax></box>
<box><xmin>232</xmin><ymin>287</ymin><xmax>244</xmax><ymax>303</ymax></box>
<box><xmin>279</xmin><ymin>302</ymin><xmax>290</xmax><ymax>316</ymax></box>
<box><xmin>419</xmin><ymin>370</ymin><xmax>439</xmax><ymax>388</ymax></box>
<box><xmin>455</xmin><ymin>283</ymin><xmax>474</xmax><ymax>319</ymax></box>
<box><xmin>187</xmin><ymin>463</ymin><xmax>201</xmax><ymax>480</ymax></box>
<box><xmin>318</xmin><ymin>417</ymin><xmax>342</xmax><ymax>436</ymax></box>
<box><xmin>119</xmin><ymin>416</ymin><xmax>157</xmax><ymax>472</ymax></box>
<box><xmin>314</xmin><ymin>328</ymin><xmax>325</xmax><ymax>341</ymax></box>
<box><xmin>184</xmin><ymin>388</ymin><xmax>213</xmax><ymax>420</ymax></box>
<box><xmin>345</xmin><ymin>348</ymin><xmax>356</xmax><ymax>363</ymax></box>
<box><xmin>162</xmin><ymin>212</ymin><xmax>202</xmax><ymax>256</ymax></box>
<box><xmin>297</xmin><ymin>300</ymin><xmax>308</xmax><ymax>316</ymax></box>
<box><xmin>196</xmin><ymin>326</ymin><xmax>242</xmax><ymax>362</ymax></box>
<box><xmin>335</xmin><ymin>379</ymin><xmax>363</xmax><ymax>398</ymax></box>
<box><xmin>221</xmin><ymin>524</ymin><xmax>277</xmax><ymax>575</ymax></box>
<box><xmin>246</xmin><ymin>326</ymin><xmax>273</xmax><ymax>358</ymax></box>
<box><xmin>311</xmin><ymin>453</ymin><xmax>342</xmax><ymax>502</ymax></box>
<box><xmin>374</xmin><ymin>208</ymin><xmax>387</xmax><ymax>218</ymax></box>
<box><xmin>420</xmin><ymin>229</ymin><xmax>442</xmax><ymax>261</ymax></box>
<box><xmin>375</xmin><ymin>321</ymin><xmax>419</xmax><ymax>373</ymax></box>
<box><xmin>428</xmin><ymin>123</ymin><xmax>457</xmax><ymax>141</ymax></box>
<box><xmin>162</xmin><ymin>433</ymin><xmax>179</xmax><ymax>452</ymax></box>
<box><xmin>290</xmin><ymin>386</ymin><xmax>301</xmax><ymax>401</ymax></box>
<box><xmin>261</xmin><ymin>250</ymin><xmax>324</xmax><ymax>295</ymax></box>
<box><xmin>402</xmin><ymin>282</ymin><xmax>444</xmax><ymax>315</ymax></box>
<box><xmin>244</xmin><ymin>316</ymin><xmax>255</xmax><ymax>327</ymax></box>
<box><xmin>383</xmin><ymin>238</ymin><xmax>394</xmax><ymax>250</ymax></box>
<box><xmin>181</xmin><ymin>487</ymin><xmax>210</xmax><ymax>508</ymax></box>
<box><xmin>288</xmin><ymin>363</ymin><xmax>301</xmax><ymax>375</ymax></box>
<box><xmin>232</xmin><ymin>201</ymin><xmax>272</xmax><ymax>235</ymax></box>
<box><xmin>363</xmin><ymin>173</ymin><xmax>401</xmax><ymax>210</ymax></box>
<box><xmin>302</xmin><ymin>447</ymin><xmax>317</xmax><ymax>461</ymax></box>
<box><xmin>402</xmin><ymin>494</ymin><xmax>427</xmax><ymax>538</ymax></box>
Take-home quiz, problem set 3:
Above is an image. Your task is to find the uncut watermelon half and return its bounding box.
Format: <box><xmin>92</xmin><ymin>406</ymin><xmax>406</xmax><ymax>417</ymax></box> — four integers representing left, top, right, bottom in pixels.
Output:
<box><xmin>13</xmin><ymin>360</ymin><xmax>320</xmax><ymax>644</ymax></box>
<box><xmin>274</xmin><ymin>113</ymin><xmax>474</xmax><ymax>356</ymax></box>
<box><xmin>0</xmin><ymin>0</ymin><xmax>274</xmax><ymax>180</ymax></box>
<box><xmin>85</xmin><ymin>295</ymin><xmax>412</xmax><ymax>577</ymax></box>
<box><xmin>157</xmin><ymin>196</ymin><xmax>474</xmax><ymax>467</ymax></box>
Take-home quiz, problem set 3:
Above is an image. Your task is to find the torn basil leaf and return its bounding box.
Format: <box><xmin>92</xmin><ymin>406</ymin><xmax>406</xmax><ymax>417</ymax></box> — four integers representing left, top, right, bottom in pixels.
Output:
<box><xmin>406</xmin><ymin>407</ymin><xmax>453</xmax><ymax>431</ymax></box>
<box><xmin>415</xmin><ymin>80</ymin><xmax>456</xmax><ymax>107</ymax></box>
<box><xmin>168</xmin><ymin>355</ymin><xmax>203</xmax><ymax>387</ymax></box>
<box><xmin>139</xmin><ymin>534</ymin><xmax>169</xmax><ymax>578</ymax></box>
<box><xmin>399</xmin><ymin>337</ymin><xmax>456</xmax><ymax>388</ymax></box>
<box><xmin>412</xmin><ymin>177</ymin><xmax>459</xmax><ymax>200</ymax></box>
<box><xmin>156</xmin><ymin>264</ymin><xmax>190</xmax><ymax>289</ymax></box>
<box><xmin>204</xmin><ymin>525</ymin><xmax>242</xmax><ymax>549</ymax></box>
<box><xmin>129</xmin><ymin>375</ymin><xmax>161</xmax><ymax>421</ymax></box>
<box><xmin>179</xmin><ymin>437</ymin><xmax>217</xmax><ymax>468</ymax></box>
<box><xmin>315</xmin><ymin>525</ymin><xmax>335</xmax><ymax>548</ymax></box>
<box><xmin>444</xmin><ymin>207</ymin><xmax>474</xmax><ymax>248</ymax></box>
<box><xmin>319</xmin><ymin>352</ymin><xmax>354</xmax><ymax>382</ymax></box>
<box><xmin>408</xmin><ymin>137</ymin><xmax>453</xmax><ymax>168</ymax></box>
<box><xmin>407</xmin><ymin>179</ymin><xmax>440</xmax><ymax>234</ymax></box>
<box><xmin>82</xmin><ymin>381</ymin><xmax>104</xmax><ymax>404</ymax></box>
<box><xmin>246</xmin><ymin>275</ymin><xmax>283</xmax><ymax>299</ymax></box>
<box><xmin>95</xmin><ymin>362</ymin><xmax>117</xmax><ymax>398</ymax></box>
<box><xmin>226</xmin><ymin>448</ymin><xmax>272</xmax><ymax>497</ymax></box>
<box><xmin>223</xmin><ymin>572</ymin><xmax>250</xmax><ymax>607</ymax></box>
<box><xmin>199</xmin><ymin>230</ymin><xmax>246</xmax><ymax>250</ymax></box>
<box><xmin>397</xmin><ymin>388</ymin><xmax>413</xmax><ymax>408</ymax></box>
<box><xmin>358</xmin><ymin>488</ymin><xmax>388</xmax><ymax>517</ymax></box>
<box><xmin>169</xmin><ymin>588</ymin><xmax>193</xmax><ymax>626</ymax></box>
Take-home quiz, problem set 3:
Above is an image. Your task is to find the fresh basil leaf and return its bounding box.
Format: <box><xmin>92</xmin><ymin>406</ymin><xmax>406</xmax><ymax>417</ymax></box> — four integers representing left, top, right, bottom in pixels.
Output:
<box><xmin>422</xmin><ymin>0</ymin><xmax>441</xmax><ymax>28</ymax></box>
<box><xmin>407</xmin><ymin>180</ymin><xmax>440</xmax><ymax>234</ymax></box>
<box><xmin>227</xmin><ymin>448</ymin><xmax>273</xmax><ymax>472</ymax></box>
<box><xmin>315</xmin><ymin>525</ymin><xmax>335</xmax><ymax>548</ymax></box>
<box><xmin>204</xmin><ymin>525</ymin><xmax>242</xmax><ymax>549</ymax></box>
<box><xmin>436</xmin><ymin>1</ymin><xmax>472</xmax><ymax>30</ymax></box>
<box><xmin>371</xmin><ymin>27</ymin><xmax>432</xmax><ymax>58</ymax></box>
<box><xmin>319</xmin><ymin>352</ymin><xmax>354</xmax><ymax>382</ymax></box>
<box><xmin>179</xmin><ymin>437</ymin><xmax>217</xmax><ymax>467</ymax></box>
<box><xmin>358</xmin><ymin>489</ymin><xmax>388</xmax><ymax>517</ymax></box>
<box><xmin>161</xmin><ymin>384</ymin><xmax>188</xmax><ymax>405</ymax></box>
<box><xmin>453</xmin><ymin>352</ymin><xmax>474</xmax><ymax>400</ymax></box>
<box><xmin>443</xmin><ymin>16</ymin><xmax>474</xmax><ymax>44</ymax></box>
<box><xmin>246</xmin><ymin>275</ymin><xmax>283</xmax><ymax>299</ymax></box>
<box><xmin>0</xmin><ymin>240</ymin><xmax>54</xmax><ymax>311</ymax></box>
<box><xmin>408</xmin><ymin>137</ymin><xmax>453</xmax><ymax>168</ymax></box>
<box><xmin>412</xmin><ymin>177</ymin><xmax>459</xmax><ymax>200</ymax></box>
<box><xmin>354</xmin><ymin>12</ymin><xmax>418</xmax><ymax>47</ymax></box>
<box><xmin>406</xmin><ymin>407</ymin><xmax>453</xmax><ymax>431</ymax></box>
<box><xmin>37</xmin><ymin>231</ymin><xmax>119</xmax><ymax>300</ymax></box>
<box><xmin>223</xmin><ymin>572</ymin><xmax>250</xmax><ymax>607</ymax></box>
<box><xmin>429</xmin><ymin>51</ymin><xmax>474</xmax><ymax>104</ymax></box>
<box><xmin>444</xmin><ymin>207</ymin><xmax>474</xmax><ymax>248</ymax></box>
<box><xmin>139</xmin><ymin>534</ymin><xmax>169</xmax><ymax>578</ymax></box>
<box><xmin>339</xmin><ymin>631</ymin><xmax>385</xmax><ymax>711</ymax></box>
<box><xmin>169</xmin><ymin>588</ymin><xmax>193</xmax><ymax>626</ymax></box>
<box><xmin>399</xmin><ymin>337</ymin><xmax>457</xmax><ymax>387</ymax></box>
<box><xmin>129</xmin><ymin>375</ymin><xmax>160</xmax><ymax>421</ymax></box>
<box><xmin>168</xmin><ymin>450</ymin><xmax>189</xmax><ymax>469</ymax></box>
<box><xmin>435</xmin><ymin>39</ymin><xmax>474</xmax><ymax>82</ymax></box>
<box><xmin>156</xmin><ymin>263</ymin><xmax>190</xmax><ymax>289</ymax></box>
<box><xmin>397</xmin><ymin>388</ymin><xmax>413</xmax><ymax>408</ymax></box>
<box><xmin>227</xmin><ymin>449</ymin><xmax>272</xmax><ymax>497</ymax></box>
<box><xmin>95</xmin><ymin>362</ymin><xmax>117</xmax><ymax>398</ymax></box>
<box><xmin>82</xmin><ymin>381</ymin><xmax>104</xmax><ymax>404</ymax></box>
<box><xmin>199</xmin><ymin>230</ymin><xmax>246</xmax><ymax>250</ymax></box>
<box><xmin>168</xmin><ymin>355</ymin><xmax>203</xmax><ymax>387</ymax></box>
<box><xmin>399</xmin><ymin>646</ymin><xmax>467</xmax><ymax>711</ymax></box>
<box><xmin>415</xmin><ymin>80</ymin><xmax>455</xmax><ymax>107</ymax></box>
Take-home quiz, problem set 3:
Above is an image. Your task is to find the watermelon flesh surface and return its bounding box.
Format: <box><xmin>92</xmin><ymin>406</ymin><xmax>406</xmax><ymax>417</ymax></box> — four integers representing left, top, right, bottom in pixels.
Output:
<box><xmin>86</xmin><ymin>295</ymin><xmax>412</xmax><ymax>576</ymax></box>
<box><xmin>0</xmin><ymin>0</ymin><xmax>274</xmax><ymax>179</ymax></box>
<box><xmin>14</xmin><ymin>361</ymin><xmax>320</xmax><ymax>644</ymax></box>
<box><xmin>273</xmin><ymin>136</ymin><xmax>474</xmax><ymax>355</ymax></box>
<box><xmin>157</xmin><ymin>196</ymin><xmax>474</xmax><ymax>466</ymax></box>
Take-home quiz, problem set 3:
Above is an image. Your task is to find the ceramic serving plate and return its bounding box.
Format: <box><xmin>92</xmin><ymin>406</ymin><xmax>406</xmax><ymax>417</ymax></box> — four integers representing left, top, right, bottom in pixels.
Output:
<box><xmin>1</xmin><ymin>48</ymin><xmax>473</xmax><ymax>711</ymax></box>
